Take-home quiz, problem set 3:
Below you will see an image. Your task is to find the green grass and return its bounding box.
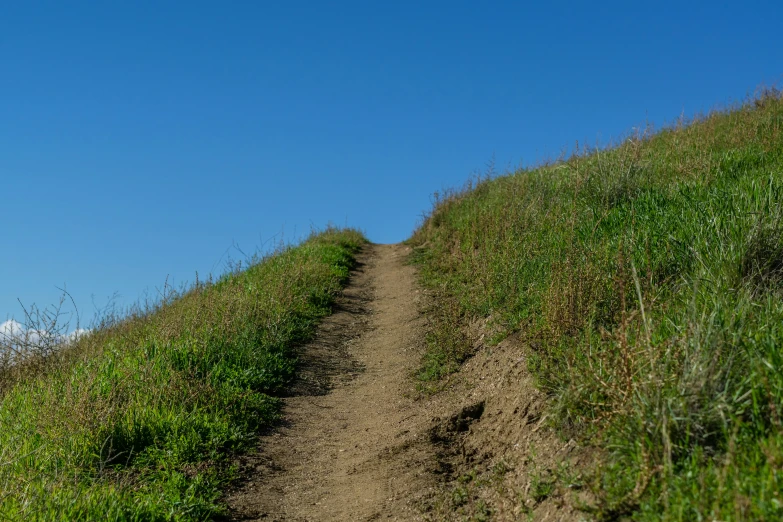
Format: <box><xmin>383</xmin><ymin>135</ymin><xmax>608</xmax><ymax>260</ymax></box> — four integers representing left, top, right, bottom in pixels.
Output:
<box><xmin>409</xmin><ymin>88</ymin><xmax>783</xmax><ymax>520</ymax></box>
<box><xmin>0</xmin><ymin>228</ymin><xmax>366</xmax><ymax>520</ymax></box>
<box><xmin>413</xmin><ymin>285</ymin><xmax>473</xmax><ymax>386</ymax></box>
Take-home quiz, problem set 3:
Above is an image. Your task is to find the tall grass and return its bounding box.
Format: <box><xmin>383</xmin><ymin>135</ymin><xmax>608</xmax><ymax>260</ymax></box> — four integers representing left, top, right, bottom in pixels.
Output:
<box><xmin>0</xmin><ymin>228</ymin><xmax>366</xmax><ymax>520</ymax></box>
<box><xmin>410</xmin><ymin>89</ymin><xmax>783</xmax><ymax>519</ymax></box>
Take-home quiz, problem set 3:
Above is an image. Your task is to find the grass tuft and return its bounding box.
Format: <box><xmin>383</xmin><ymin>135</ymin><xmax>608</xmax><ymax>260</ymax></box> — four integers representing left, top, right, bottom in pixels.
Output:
<box><xmin>741</xmin><ymin>209</ymin><xmax>783</xmax><ymax>294</ymax></box>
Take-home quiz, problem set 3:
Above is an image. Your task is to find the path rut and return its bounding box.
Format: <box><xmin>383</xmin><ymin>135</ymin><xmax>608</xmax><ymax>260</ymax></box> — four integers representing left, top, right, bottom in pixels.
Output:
<box><xmin>227</xmin><ymin>244</ymin><xmax>434</xmax><ymax>521</ymax></box>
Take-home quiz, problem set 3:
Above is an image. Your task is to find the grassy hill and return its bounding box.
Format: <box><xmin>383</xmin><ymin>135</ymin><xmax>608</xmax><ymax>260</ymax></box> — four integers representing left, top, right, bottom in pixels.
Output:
<box><xmin>410</xmin><ymin>89</ymin><xmax>783</xmax><ymax>520</ymax></box>
<box><xmin>3</xmin><ymin>90</ymin><xmax>782</xmax><ymax>521</ymax></box>
<box><xmin>0</xmin><ymin>228</ymin><xmax>365</xmax><ymax>520</ymax></box>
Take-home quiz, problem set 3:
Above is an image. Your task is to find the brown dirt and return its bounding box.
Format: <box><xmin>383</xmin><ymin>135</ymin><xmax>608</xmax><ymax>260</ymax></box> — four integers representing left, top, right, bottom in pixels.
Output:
<box><xmin>225</xmin><ymin>244</ymin><xmax>589</xmax><ymax>521</ymax></box>
<box><xmin>226</xmin><ymin>244</ymin><xmax>437</xmax><ymax>521</ymax></box>
<box><xmin>420</xmin><ymin>323</ymin><xmax>594</xmax><ymax>521</ymax></box>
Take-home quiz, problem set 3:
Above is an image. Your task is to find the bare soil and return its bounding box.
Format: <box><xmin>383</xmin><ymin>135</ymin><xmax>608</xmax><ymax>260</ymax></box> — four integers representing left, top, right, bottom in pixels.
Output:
<box><xmin>420</xmin><ymin>324</ymin><xmax>593</xmax><ymax>521</ymax></box>
<box><xmin>226</xmin><ymin>244</ymin><xmax>587</xmax><ymax>521</ymax></box>
<box><xmin>226</xmin><ymin>244</ymin><xmax>436</xmax><ymax>521</ymax></box>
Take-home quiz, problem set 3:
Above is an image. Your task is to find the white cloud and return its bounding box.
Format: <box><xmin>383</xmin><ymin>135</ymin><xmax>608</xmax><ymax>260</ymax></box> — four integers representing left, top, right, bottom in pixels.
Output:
<box><xmin>66</xmin><ymin>328</ymin><xmax>91</xmax><ymax>343</ymax></box>
<box><xmin>0</xmin><ymin>320</ymin><xmax>48</xmax><ymax>350</ymax></box>
<box><xmin>0</xmin><ymin>320</ymin><xmax>25</xmax><ymax>338</ymax></box>
<box><xmin>0</xmin><ymin>320</ymin><xmax>90</xmax><ymax>350</ymax></box>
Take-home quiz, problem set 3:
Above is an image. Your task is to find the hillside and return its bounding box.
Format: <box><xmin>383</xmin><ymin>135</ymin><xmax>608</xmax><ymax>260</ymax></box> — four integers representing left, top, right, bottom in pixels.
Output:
<box><xmin>0</xmin><ymin>229</ymin><xmax>366</xmax><ymax>520</ymax></box>
<box><xmin>409</xmin><ymin>89</ymin><xmax>783</xmax><ymax>520</ymax></box>
<box><xmin>2</xmin><ymin>91</ymin><xmax>781</xmax><ymax>521</ymax></box>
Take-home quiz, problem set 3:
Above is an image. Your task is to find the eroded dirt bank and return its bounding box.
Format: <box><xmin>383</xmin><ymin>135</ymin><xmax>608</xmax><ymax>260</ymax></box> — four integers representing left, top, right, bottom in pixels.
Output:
<box><xmin>227</xmin><ymin>244</ymin><xmax>436</xmax><ymax>521</ymax></box>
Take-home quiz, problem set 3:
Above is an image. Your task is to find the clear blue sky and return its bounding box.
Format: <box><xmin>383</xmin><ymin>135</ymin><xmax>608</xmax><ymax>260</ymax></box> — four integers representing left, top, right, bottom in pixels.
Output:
<box><xmin>1</xmin><ymin>1</ymin><xmax>781</xmax><ymax>328</ymax></box>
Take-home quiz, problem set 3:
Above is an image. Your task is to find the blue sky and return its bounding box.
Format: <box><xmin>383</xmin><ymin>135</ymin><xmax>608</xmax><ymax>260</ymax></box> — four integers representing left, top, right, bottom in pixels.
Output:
<box><xmin>1</xmin><ymin>1</ymin><xmax>781</xmax><ymax>328</ymax></box>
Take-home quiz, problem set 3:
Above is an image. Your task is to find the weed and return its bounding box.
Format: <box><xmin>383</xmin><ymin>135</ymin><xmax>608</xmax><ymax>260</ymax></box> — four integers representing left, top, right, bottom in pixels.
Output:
<box><xmin>472</xmin><ymin>500</ymin><xmax>492</xmax><ymax>521</ymax></box>
<box><xmin>452</xmin><ymin>486</ymin><xmax>469</xmax><ymax>507</ymax></box>
<box><xmin>530</xmin><ymin>471</ymin><xmax>556</xmax><ymax>503</ymax></box>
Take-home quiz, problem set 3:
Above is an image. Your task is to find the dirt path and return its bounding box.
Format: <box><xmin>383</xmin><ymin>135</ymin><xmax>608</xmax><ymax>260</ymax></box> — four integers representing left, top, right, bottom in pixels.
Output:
<box><xmin>227</xmin><ymin>244</ymin><xmax>434</xmax><ymax>521</ymax></box>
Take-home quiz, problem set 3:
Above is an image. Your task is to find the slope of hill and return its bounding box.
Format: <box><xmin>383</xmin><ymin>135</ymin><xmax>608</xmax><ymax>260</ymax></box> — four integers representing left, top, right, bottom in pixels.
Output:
<box><xmin>0</xmin><ymin>228</ymin><xmax>365</xmax><ymax>520</ymax></box>
<box><xmin>4</xmin><ymin>91</ymin><xmax>782</xmax><ymax>521</ymax></box>
<box><xmin>409</xmin><ymin>89</ymin><xmax>783</xmax><ymax>520</ymax></box>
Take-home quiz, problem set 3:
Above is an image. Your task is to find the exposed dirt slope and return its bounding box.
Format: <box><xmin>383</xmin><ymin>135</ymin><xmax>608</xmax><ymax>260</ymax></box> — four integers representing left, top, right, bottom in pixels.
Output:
<box><xmin>421</xmin><ymin>325</ymin><xmax>591</xmax><ymax>521</ymax></box>
<box><xmin>227</xmin><ymin>244</ymin><xmax>436</xmax><ymax>521</ymax></box>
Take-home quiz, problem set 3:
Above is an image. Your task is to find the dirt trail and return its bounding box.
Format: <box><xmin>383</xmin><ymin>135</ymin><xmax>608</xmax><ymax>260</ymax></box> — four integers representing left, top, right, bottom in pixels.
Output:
<box><xmin>227</xmin><ymin>244</ymin><xmax>434</xmax><ymax>521</ymax></box>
